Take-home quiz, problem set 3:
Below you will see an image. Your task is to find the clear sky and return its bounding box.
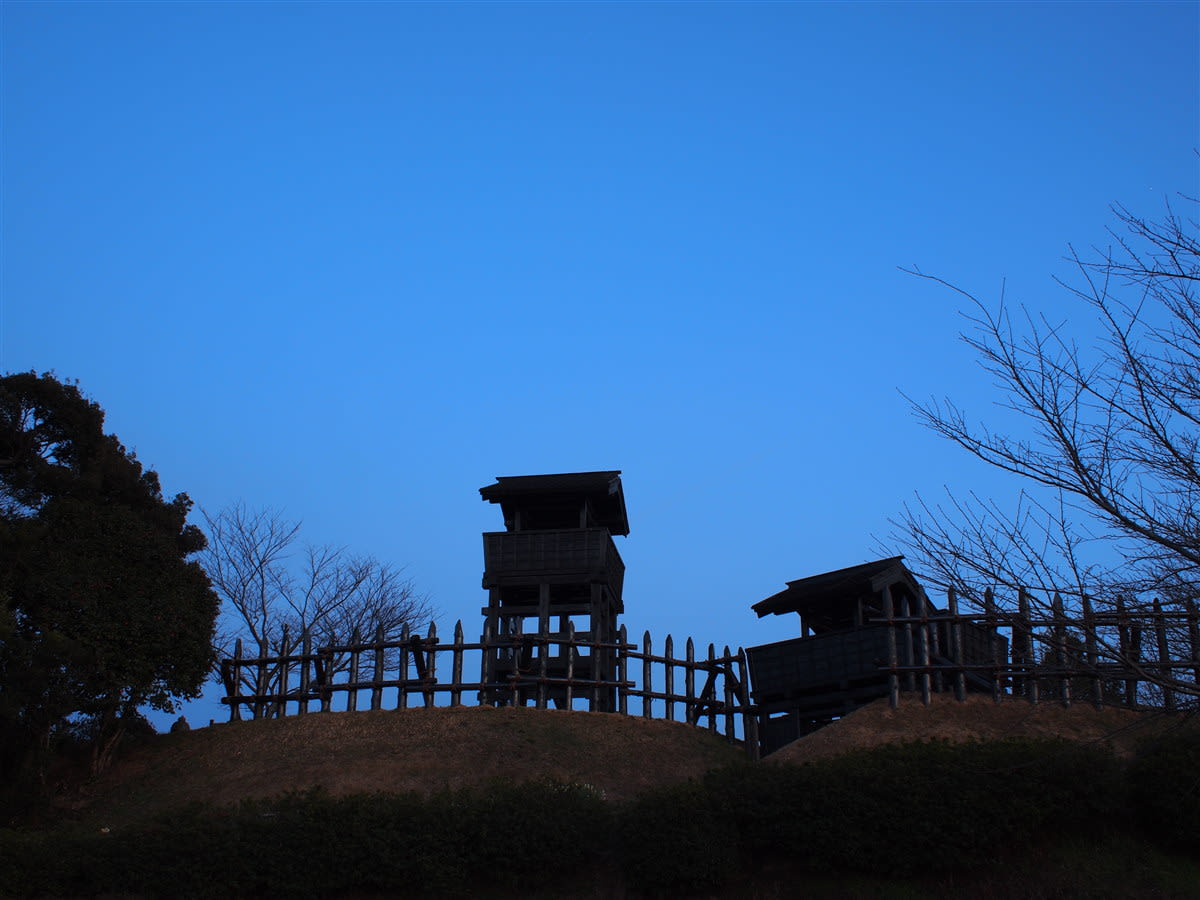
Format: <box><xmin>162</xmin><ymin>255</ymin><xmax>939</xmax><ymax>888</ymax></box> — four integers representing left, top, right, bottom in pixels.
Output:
<box><xmin>3</xmin><ymin>1</ymin><xmax>1197</xmax><ymax>728</ymax></box>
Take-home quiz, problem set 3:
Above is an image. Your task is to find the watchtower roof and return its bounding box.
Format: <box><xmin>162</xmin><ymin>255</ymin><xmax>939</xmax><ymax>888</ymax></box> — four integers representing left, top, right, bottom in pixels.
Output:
<box><xmin>479</xmin><ymin>470</ymin><xmax>629</xmax><ymax>536</ymax></box>
<box><xmin>751</xmin><ymin>556</ymin><xmax>924</xmax><ymax>619</ymax></box>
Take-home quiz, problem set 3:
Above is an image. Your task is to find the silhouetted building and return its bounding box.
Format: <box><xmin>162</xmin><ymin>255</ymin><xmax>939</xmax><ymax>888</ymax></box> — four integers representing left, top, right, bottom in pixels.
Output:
<box><xmin>747</xmin><ymin>557</ymin><xmax>1003</xmax><ymax>753</ymax></box>
<box><xmin>478</xmin><ymin>471</ymin><xmax>629</xmax><ymax>710</ymax></box>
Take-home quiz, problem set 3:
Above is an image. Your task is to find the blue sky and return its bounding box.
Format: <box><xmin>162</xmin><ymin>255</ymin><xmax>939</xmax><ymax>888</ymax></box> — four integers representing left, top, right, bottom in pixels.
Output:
<box><xmin>3</xmin><ymin>1</ymin><xmax>1197</xmax><ymax>727</ymax></box>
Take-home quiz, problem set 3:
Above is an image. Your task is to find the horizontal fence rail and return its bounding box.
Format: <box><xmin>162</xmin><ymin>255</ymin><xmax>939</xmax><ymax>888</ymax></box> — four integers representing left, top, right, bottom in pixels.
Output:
<box><xmin>219</xmin><ymin>621</ymin><xmax>758</xmax><ymax>756</ymax></box>
<box><xmin>876</xmin><ymin>586</ymin><xmax>1200</xmax><ymax>711</ymax></box>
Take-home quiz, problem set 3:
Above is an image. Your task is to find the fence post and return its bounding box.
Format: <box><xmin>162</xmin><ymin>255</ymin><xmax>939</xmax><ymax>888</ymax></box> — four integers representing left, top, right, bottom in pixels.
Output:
<box><xmin>1018</xmin><ymin>588</ymin><xmax>1038</xmax><ymax>705</ymax></box>
<box><xmin>423</xmin><ymin>622</ymin><xmax>438</xmax><ymax>708</ymax></box>
<box><xmin>1186</xmin><ymin>597</ymin><xmax>1200</xmax><ymax>690</ymax></box>
<box><xmin>642</xmin><ymin>631</ymin><xmax>653</xmax><ymax>719</ymax></box>
<box><xmin>928</xmin><ymin>600</ymin><xmax>945</xmax><ymax>696</ymax></box>
<box><xmin>451</xmin><ymin>620</ymin><xmax>465</xmax><ymax>707</ymax></box>
<box><xmin>1117</xmin><ymin>596</ymin><xmax>1140</xmax><ymax>707</ymax></box>
<box><xmin>348</xmin><ymin>627</ymin><xmax>361</xmax><ymax>712</ymax></box>
<box><xmin>685</xmin><ymin>637</ymin><xmax>696</xmax><ymax>724</ymax></box>
<box><xmin>947</xmin><ymin>588</ymin><xmax>966</xmax><ymax>702</ymax></box>
<box><xmin>1153</xmin><ymin>599</ymin><xmax>1175</xmax><ymax>711</ymax></box>
<box><xmin>664</xmin><ymin>634</ymin><xmax>676</xmax><ymax>722</ymax></box>
<box><xmin>722</xmin><ymin>645</ymin><xmax>736</xmax><ymax>738</ymax></box>
<box><xmin>984</xmin><ymin>587</ymin><xmax>1002</xmax><ymax>703</ymax></box>
<box><xmin>398</xmin><ymin>624</ymin><xmax>411</xmax><ymax>710</ymax></box>
<box><xmin>565</xmin><ymin>620</ymin><xmax>576</xmax><ymax>709</ymax></box>
<box><xmin>298</xmin><ymin>629</ymin><xmax>312</xmax><ymax>716</ymax></box>
<box><xmin>479</xmin><ymin>619</ymin><xmax>494</xmax><ymax>707</ymax></box>
<box><xmin>883</xmin><ymin>584</ymin><xmax>899</xmax><ymax>709</ymax></box>
<box><xmin>706</xmin><ymin>644</ymin><xmax>718</xmax><ymax>734</ymax></box>
<box><xmin>229</xmin><ymin>638</ymin><xmax>244</xmax><ymax>722</ymax></box>
<box><xmin>616</xmin><ymin>625</ymin><xmax>629</xmax><ymax>715</ymax></box>
<box><xmin>918</xmin><ymin>600</ymin><xmax>931</xmax><ymax>706</ymax></box>
<box><xmin>589</xmin><ymin>620</ymin><xmax>600</xmax><ymax>711</ymax></box>
<box><xmin>1052</xmin><ymin>593</ymin><xmax>1070</xmax><ymax>707</ymax></box>
<box><xmin>370</xmin><ymin>625</ymin><xmax>385</xmax><ymax>711</ymax></box>
<box><xmin>275</xmin><ymin>626</ymin><xmax>291</xmax><ymax>719</ymax></box>
<box><xmin>254</xmin><ymin>639</ymin><xmax>269</xmax><ymax>720</ymax></box>
<box><xmin>901</xmin><ymin>594</ymin><xmax>916</xmax><ymax>693</ymax></box>
<box><xmin>737</xmin><ymin>647</ymin><xmax>759</xmax><ymax>761</ymax></box>
<box><xmin>1081</xmin><ymin>596</ymin><xmax>1103</xmax><ymax>709</ymax></box>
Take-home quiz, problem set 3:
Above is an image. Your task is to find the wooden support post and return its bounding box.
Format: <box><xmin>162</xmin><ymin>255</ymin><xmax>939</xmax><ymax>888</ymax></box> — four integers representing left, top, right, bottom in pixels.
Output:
<box><xmin>589</xmin><ymin>620</ymin><xmax>600</xmax><ymax>711</ymax></box>
<box><xmin>1081</xmin><ymin>596</ymin><xmax>1103</xmax><ymax>709</ymax></box>
<box><xmin>538</xmin><ymin>583</ymin><xmax>551</xmax><ymax>648</ymax></box>
<box><xmin>536</xmin><ymin>615</ymin><xmax>548</xmax><ymax>710</ymax></box>
<box><xmin>883</xmin><ymin>584</ymin><xmax>900</xmax><ymax>709</ymax></box>
<box><xmin>1153</xmin><ymin>599</ymin><xmax>1175</xmax><ymax>711</ymax></box>
<box><xmin>617</xmin><ymin>624</ymin><xmax>629</xmax><ymax>715</ymax></box>
<box><xmin>565</xmin><ymin>620</ymin><xmax>576</xmax><ymax>708</ymax></box>
<box><xmin>590</xmin><ymin>583</ymin><xmax>605</xmax><ymax>702</ymax></box>
<box><xmin>512</xmin><ymin>617</ymin><xmax>526</xmax><ymax>708</ymax></box>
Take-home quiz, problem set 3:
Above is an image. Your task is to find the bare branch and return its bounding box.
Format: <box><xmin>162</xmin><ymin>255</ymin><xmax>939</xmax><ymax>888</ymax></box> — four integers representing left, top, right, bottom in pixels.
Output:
<box><xmin>200</xmin><ymin>504</ymin><xmax>434</xmax><ymax>681</ymax></box>
<box><xmin>891</xmin><ymin>198</ymin><xmax>1200</xmax><ymax>702</ymax></box>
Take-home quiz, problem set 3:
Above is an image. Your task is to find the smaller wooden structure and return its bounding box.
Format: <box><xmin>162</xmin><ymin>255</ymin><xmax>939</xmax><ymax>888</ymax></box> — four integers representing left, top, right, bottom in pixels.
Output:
<box><xmin>478</xmin><ymin>471</ymin><xmax>629</xmax><ymax>710</ymax></box>
<box><xmin>746</xmin><ymin>557</ymin><xmax>1003</xmax><ymax>754</ymax></box>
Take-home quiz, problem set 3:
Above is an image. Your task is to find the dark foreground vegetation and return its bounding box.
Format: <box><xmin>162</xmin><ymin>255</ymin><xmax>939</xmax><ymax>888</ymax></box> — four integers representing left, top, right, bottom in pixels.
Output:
<box><xmin>2</xmin><ymin>733</ymin><xmax>1197</xmax><ymax>899</ymax></box>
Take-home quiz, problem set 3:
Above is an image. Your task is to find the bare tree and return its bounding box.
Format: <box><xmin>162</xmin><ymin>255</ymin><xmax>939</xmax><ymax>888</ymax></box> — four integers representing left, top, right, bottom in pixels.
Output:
<box><xmin>892</xmin><ymin>197</ymin><xmax>1199</xmax><ymax>701</ymax></box>
<box><xmin>201</xmin><ymin>503</ymin><xmax>434</xmax><ymax>662</ymax></box>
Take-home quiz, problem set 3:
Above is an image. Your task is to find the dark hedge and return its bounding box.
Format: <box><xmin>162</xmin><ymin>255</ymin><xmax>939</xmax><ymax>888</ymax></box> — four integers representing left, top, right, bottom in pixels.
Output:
<box><xmin>1</xmin><ymin>736</ymin><xmax>1195</xmax><ymax>898</ymax></box>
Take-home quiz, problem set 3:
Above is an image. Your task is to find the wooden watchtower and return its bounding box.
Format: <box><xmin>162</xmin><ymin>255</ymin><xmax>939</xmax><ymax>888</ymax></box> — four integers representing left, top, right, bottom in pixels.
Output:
<box><xmin>478</xmin><ymin>471</ymin><xmax>629</xmax><ymax>710</ymax></box>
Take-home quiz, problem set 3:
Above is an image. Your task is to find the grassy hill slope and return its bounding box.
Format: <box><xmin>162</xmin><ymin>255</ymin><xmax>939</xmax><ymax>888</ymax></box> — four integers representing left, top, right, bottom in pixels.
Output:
<box><xmin>71</xmin><ymin>706</ymin><xmax>745</xmax><ymax>827</ymax></box>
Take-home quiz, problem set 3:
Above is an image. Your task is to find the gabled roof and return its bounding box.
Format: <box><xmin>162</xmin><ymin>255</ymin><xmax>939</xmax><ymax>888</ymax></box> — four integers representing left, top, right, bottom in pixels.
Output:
<box><xmin>479</xmin><ymin>470</ymin><xmax>629</xmax><ymax>535</ymax></box>
<box><xmin>752</xmin><ymin>556</ymin><xmax>922</xmax><ymax>618</ymax></box>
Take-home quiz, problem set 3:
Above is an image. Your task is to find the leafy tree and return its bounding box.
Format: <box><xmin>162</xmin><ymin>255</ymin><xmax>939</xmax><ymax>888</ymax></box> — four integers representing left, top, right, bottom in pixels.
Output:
<box><xmin>893</xmin><ymin>198</ymin><xmax>1199</xmax><ymax>701</ymax></box>
<box><xmin>0</xmin><ymin>373</ymin><xmax>218</xmax><ymax>785</ymax></box>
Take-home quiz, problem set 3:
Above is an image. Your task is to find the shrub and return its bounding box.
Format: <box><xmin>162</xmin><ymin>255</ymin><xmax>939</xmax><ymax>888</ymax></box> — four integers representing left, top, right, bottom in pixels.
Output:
<box><xmin>619</xmin><ymin>780</ymin><xmax>739</xmax><ymax>895</ymax></box>
<box><xmin>1126</xmin><ymin>726</ymin><xmax>1200</xmax><ymax>853</ymax></box>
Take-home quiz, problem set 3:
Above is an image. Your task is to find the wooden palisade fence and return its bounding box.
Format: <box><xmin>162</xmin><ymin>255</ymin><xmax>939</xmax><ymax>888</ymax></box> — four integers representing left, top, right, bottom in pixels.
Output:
<box><xmin>878</xmin><ymin>585</ymin><xmax>1200</xmax><ymax>711</ymax></box>
<box><xmin>220</xmin><ymin>586</ymin><xmax>1198</xmax><ymax>761</ymax></box>
<box><xmin>220</xmin><ymin>621</ymin><xmax>759</xmax><ymax>757</ymax></box>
